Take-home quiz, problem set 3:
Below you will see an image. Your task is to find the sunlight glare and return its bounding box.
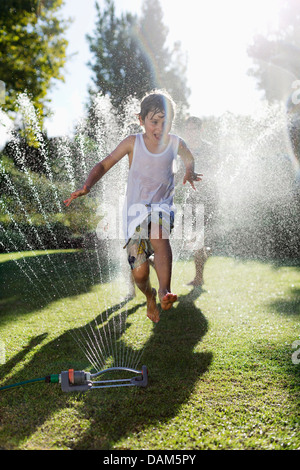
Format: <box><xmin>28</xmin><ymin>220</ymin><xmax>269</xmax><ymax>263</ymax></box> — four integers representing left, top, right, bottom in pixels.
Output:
<box><xmin>161</xmin><ymin>0</ymin><xmax>282</xmax><ymax>115</ymax></box>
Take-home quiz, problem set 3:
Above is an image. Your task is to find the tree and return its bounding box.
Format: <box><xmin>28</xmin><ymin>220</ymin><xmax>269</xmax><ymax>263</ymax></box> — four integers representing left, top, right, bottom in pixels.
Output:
<box><xmin>87</xmin><ymin>0</ymin><xmax>148</xmax><ymax>111</ymax></box>
<box><xmin>0</xmin><ymin>0</ymin><xmax>70</xmax><ymax>124</ymax></box>
<box><xmin>247</xmin><ymin>0</ymin><xmax>300</xmax><ymax>164</ymax></box>
<box><xmin>86</xmin><ymin>0</ymin><xmax>190</xmax><ymax>113</ymax></box>
<box><xmin>247</xmin><ymin>0</ymin><xmax>300</xmax><ymax>103</ymax></box>
<box><xmin>139</xmin><ymin>0</ymin><xmax>189</xmax><ymax>107</ymax></box>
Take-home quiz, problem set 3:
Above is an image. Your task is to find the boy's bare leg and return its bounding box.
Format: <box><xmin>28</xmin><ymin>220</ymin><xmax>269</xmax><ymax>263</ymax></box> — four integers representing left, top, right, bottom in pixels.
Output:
<box><xmin>131</xmin><ymin>261</ymin><xmax>160</xmax><ymax>323</ymax></box>
<box><xmin>188</xmin><ymin>247</ymin><xmax>207</xmax><ymax>286</ymax></box>
<box><xmin>127</xmin><ymin>257</ymin><xmax>154</xmax><ymax>298</ymax></box>
<box><xmin>150</xmin><ymin>232</ymin><xmax>177</xmax><ymax>311</ymax></box>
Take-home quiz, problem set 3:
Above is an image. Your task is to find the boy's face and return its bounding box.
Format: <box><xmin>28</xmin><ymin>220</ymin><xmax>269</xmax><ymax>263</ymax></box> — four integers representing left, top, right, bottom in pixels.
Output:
<box><xmin>140</xmin><ymin>110</ymin><xmax>172</xmax><ymax>144</ymax></box>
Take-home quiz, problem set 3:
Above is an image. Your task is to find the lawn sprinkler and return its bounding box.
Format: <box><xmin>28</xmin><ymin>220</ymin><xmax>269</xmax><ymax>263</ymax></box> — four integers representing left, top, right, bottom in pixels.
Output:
<box><xmin>60</xmin><ymin>365</ymin><xmax>148</xmax><ymax>392</ymax></box>
<box><xmin>0</xmin><ymin>365</ymin><xmax>148</xmax><ymax>393</ymax></box>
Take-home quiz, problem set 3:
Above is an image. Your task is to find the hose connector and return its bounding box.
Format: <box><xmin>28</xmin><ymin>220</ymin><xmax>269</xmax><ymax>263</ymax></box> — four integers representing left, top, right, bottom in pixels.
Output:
<box><xmin>60</xmin><ymin>369</ymin><xmax>92</xmax><ymax>392</ymax></box>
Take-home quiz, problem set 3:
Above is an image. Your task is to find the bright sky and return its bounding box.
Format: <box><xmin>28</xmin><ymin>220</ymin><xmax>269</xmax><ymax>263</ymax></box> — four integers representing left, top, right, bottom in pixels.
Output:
<box><xmin>44</xmin><ymin>0</ymin><xmax>281</xmax><ymax>137</ymax></box>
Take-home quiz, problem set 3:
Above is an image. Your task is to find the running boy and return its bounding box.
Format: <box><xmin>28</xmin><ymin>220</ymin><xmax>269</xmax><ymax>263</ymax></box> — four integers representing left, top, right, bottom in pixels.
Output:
<box><xmin>64</xmin><ymin>90</ymin><xmax>202</xmax><ymax>323</ymax></box>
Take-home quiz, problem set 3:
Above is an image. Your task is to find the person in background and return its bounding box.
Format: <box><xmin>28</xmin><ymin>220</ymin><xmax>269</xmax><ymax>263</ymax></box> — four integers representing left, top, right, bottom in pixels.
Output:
<box><xmin>182</xmin><ymin>116</ymin><xmax>218</xmax><ymax>286</ymax></box>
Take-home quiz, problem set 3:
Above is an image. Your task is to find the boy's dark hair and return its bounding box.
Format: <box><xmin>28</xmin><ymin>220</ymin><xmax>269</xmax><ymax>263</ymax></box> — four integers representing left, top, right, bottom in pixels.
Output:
<box><xmin>139</xmin><ymin>89</ymin><xmax>176</xmax><ymax>122</ymax></box>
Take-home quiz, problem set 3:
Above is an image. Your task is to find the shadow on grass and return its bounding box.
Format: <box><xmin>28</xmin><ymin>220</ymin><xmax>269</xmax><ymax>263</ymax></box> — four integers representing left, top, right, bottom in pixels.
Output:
<box><xmin>0</xmin><ymin>248</ymin><xmax>120</xmax><ymax>323</ymax></box>
<box><xmin>75</xmin><ymin>286</ymin><xmax>212</xmax><ymax>450</ymax></box>
<box><xmin>268</xmin><ymin>287</ymin><xmax>300</xmax><ymax>317</ymax></box>
<box><xmin>0</xmin><ymin>293</ymin><xmax>145</xmax><ymax>448</ymax></box>
<box><xmin>0</xmin><ymin>283</ymin><xmax>211</xmax><ymax>450</ymax></box>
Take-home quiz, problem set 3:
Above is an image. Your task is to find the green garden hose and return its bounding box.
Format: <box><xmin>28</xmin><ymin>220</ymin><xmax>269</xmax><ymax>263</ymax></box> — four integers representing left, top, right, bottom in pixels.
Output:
<box><xmin>0</xmin><ymin>374</ymin><xmax>59</xmax><ymax>391</ymax></box>
<box><xmin>0</xmin><ymin>367</ymin><xmax>148</xmax><ymax>392</ymax></box>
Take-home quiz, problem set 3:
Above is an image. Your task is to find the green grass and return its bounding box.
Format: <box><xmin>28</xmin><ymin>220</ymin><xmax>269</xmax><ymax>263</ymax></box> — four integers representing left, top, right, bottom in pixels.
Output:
<box><xmin>0</xmin><ymin>250</ymin><xmax>299</xmax><ymax>450</ymax></box>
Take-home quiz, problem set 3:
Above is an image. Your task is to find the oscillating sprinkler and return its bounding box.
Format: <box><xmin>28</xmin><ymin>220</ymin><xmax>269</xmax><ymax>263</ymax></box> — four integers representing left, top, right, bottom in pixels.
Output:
<box><xmin>0</xmin><ymin>365</ymin><xmax>148</xmax><ymax>393</ymax></box>
<box><xmin>60</xmin><ymin>365</ymin><xmax>148</xmax><ymax>392</ymax></box>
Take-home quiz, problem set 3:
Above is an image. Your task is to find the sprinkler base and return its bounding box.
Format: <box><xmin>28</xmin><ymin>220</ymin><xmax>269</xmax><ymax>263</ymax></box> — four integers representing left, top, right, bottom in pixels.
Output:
<box><xmin>60</xmin><ymin>365</ymin><xmax>148</xmax><ymax>392</ymax></box>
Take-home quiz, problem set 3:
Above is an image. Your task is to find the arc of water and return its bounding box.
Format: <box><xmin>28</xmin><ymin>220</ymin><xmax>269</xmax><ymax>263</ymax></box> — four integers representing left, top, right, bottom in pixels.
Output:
<box><xmin>1</xmin><ymin>92</ymin><xmax>175</xmax><ymax>374</ymax></box>
<box><xmin>66</xmin><ymin>113</ymin><xmax>123</xmax><ymax>371</ymax></box>
<box><xmin>16</xmin><ymin>94</ymin><xmax>62</xmax><ymax>213</ymax></box>
<box><xmin>0</xmin><ymin>163</ymin><xmax>71</xmax><ymax>297</ymax></box>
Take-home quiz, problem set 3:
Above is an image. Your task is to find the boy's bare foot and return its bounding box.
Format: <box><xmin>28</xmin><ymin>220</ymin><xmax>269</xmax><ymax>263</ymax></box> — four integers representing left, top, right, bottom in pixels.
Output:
<box><xmin>147</xmin><ymin>288</ymin><xmax>160</xmax><ymax>323</ymax></box>
<box><xmin>187</xmin><ymin>278</ymin><xmax>203</xmax><ymax>287</ymax></box>
<box><xmin>159</xmin><ymin>290</ymin><xmax>177</xmax><ymax>310</ymax></box>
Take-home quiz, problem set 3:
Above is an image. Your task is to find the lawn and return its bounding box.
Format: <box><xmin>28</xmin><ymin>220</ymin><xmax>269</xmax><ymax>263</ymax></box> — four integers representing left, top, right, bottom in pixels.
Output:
<box><xmin>0</xmin><ymin>249</ymin><xmax>299</xmax><ymax>450</ymax></box>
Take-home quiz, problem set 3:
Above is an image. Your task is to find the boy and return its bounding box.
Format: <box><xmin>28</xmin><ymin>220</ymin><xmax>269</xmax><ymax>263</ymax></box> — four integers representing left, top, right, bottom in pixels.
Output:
<box><xmin>64</xmin><ymin>90</ymin><xmax>202</xmax><ymax>323</ymax></box>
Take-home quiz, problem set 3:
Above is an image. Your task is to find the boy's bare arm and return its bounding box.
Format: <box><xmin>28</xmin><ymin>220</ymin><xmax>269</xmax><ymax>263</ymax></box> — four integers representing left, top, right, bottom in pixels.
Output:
<box><xmin>64</xmin><ymin>136</ymin><xmax>135</xmax><ymax>206</ymax></box>
<box><xmin>178</xmin><ymin>138</ymin><xmax>203</xmax><ymax>190</ymax></box>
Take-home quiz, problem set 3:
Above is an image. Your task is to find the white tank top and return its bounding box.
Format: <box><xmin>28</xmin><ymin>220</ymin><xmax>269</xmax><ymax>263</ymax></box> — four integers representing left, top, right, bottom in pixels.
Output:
<box><xmin>123</xmin><ymin>133</ymin><xmax>180</xmax><ymax>241</ymax></box>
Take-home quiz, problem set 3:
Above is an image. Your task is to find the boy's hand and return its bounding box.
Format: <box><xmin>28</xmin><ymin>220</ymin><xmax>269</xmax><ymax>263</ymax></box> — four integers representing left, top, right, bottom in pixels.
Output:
<box><xmin>183</xmin><ymin>170</ymin><xmax>203</xmax><ymax>190</ymax></box>
<box><xmin>64</xmin><ymin>185</ymin><xmax>90</xmax><ymax>207</ymax></box>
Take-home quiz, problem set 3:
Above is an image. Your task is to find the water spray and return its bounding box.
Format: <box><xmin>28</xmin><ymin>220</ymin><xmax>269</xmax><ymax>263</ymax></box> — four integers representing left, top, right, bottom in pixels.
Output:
<box><xmin>0</xmin><ymin>365</ymin><xmax>148</xmax><ymax>393</ymax></box>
